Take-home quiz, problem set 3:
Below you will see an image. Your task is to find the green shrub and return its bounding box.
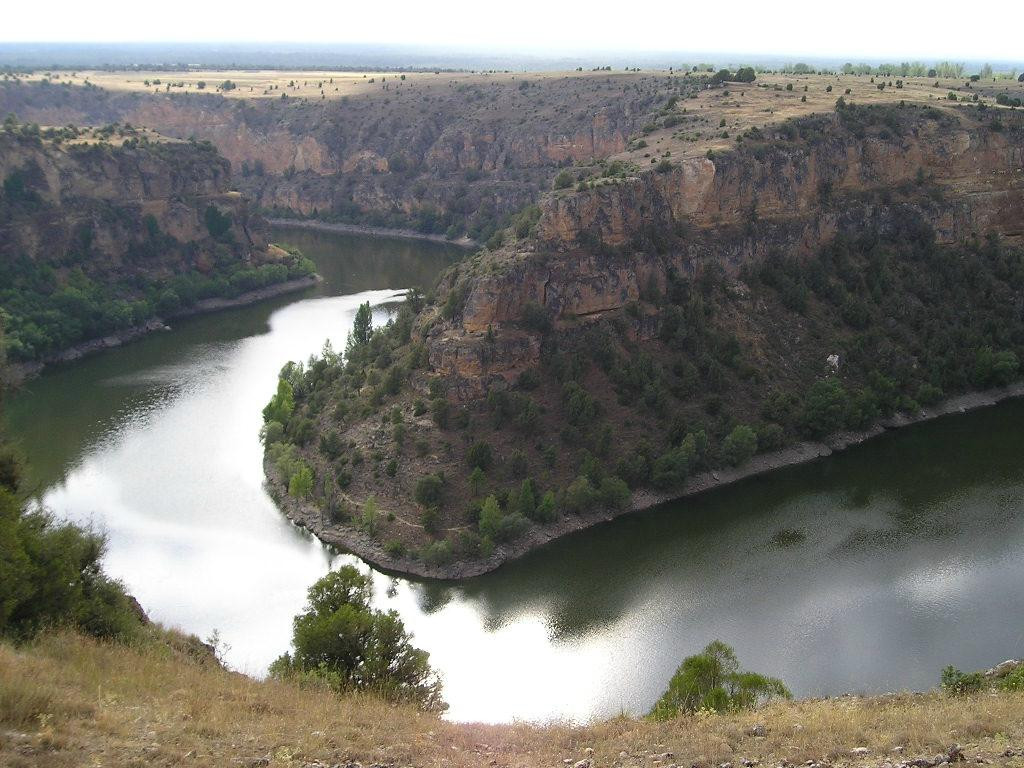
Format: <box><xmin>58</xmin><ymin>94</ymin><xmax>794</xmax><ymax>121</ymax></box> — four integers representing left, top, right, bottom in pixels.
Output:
<box><xmin>288</xmin><ymin>465</ymin><xmax>314</xmax><ymax>498</ymax></box>
<box><xmin>263</xmin><ymin>377</ymin><xmax>295</xmax><ymax>424</ymax></box>
<box><xmin>384</xmin><ymin>540</ymin><xmax>406</xmax><ymax>557</ymax></box>
<box><xmin>269</xmin><ymin>565</ymin><xmax>444</xmax><ymax>710</ymax></box>
<box><xmin>359</xmin><ymin>496</ymin><xmax>380</xmax><ymax>536</ymax></box>
<box><xmin>722</xmin><ymin>424</ymin><xmax>758</xmax><ymax>466</ymax></box>
<box><xmin>466</xmin><ymin>441</ymin><xmax>493</xmax><ymax>471</ymax></box>
<box><xmin>598</xmin><ymin>475</ymin><xmax>631</xmax><ymax>509</ymax></box>
<box><xmin>561</xmin><ymin>475</ymin><xmax>600</xmax><ymax>514</ymax></box>
<box><xmin>650</xmin><ymin>640</ymin><xmax>790</xmax><ymax>719</ymax></box>
<box><xmin>477</xmin><ymin>494</ymin><xmax>528</xmax><ymax>541</ymax></box>
<box><xmin>468</xmin><ymin>466</ymin><xmax>486</xmax><ymax>496</ymax></box>
<box><xmin>422</xmin><ymin>540</ymin><xmax>453</xmax><ymax>565</ymax></box>
<box><xmin>430</xmin><ymin>397</ymin><xmax>450</xmax><ymax>429</ymax></box>
<box><xmin>553</xmin><ymin>170</ymin><xmax>574</xmax><ymax>190</ymax></box>
<box><xmin>414</xmin><ymin>474</ymin><xmax>445</xmax><ymax>508</ymax></box>
<box><xmin>801</xmin><ymin>378</ymin><xmax>849</xmax><ymax>437</ymax></box>
<box><xmin>420</xmin><ymin>508</ymin><xmax>440</xmax><ymax>536</ymax></box>
<box><xmin>533</xmin><ymin>490</ymin><xmax>558</xmax><ymax>523</ymax></box>
<box><xmin>940</xmin><ymin>665</ymin><xmax>986</xmax><ymax>695</ymax></box>
<box><xmin>260</xmin><ymin>420</ymin><xmax>285</xmax><ymax>447</ymax></box>
<box><xmin>916</xmin><ymin>383</ymin><xmax>944</xmax><ymax>406</ymax></box>
<box><xmin>1000</xmin><ymin>665</ymin><xmax>1024</xmax><ymax>691</ymax></box>
<box><xmin>973</xmin><ymin>347</ymin><xmax>1019</xmax><ymax>388</ymax></box>
<box><xmin>512</xmin><ymin>478</ymin><xmax>537</xmax><ymax>518</ymax></box>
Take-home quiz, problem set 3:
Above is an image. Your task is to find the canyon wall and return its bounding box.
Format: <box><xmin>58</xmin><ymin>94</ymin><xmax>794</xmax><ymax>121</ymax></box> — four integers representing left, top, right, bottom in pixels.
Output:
<box><xmin>0</xmin><ymin>80</ymin><xmax>668</xmax><ymax>235</ymax></box>
<box><xmin>0</xmin><ymin>133</ymin><xmax>270</xmax><ymax>274</ymax></box>
<box><xmin>429</xmin><ymin>107</ymin><xmax>1024</xmax><ymax>395</ymax></box>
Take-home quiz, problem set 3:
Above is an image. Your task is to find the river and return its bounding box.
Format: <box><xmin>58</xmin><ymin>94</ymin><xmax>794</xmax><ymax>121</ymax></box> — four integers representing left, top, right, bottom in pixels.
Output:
<box><xmin>6</xmin><ymin>226</ymin><xmax>1024</xmax><ymax>723</ymax></box>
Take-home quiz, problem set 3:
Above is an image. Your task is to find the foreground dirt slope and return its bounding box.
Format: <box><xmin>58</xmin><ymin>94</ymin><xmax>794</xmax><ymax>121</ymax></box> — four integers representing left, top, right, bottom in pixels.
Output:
<box><xmin>2</xmin><ymin>631</ymin><xmax>1023</xmax><ymax>768</ymax></box>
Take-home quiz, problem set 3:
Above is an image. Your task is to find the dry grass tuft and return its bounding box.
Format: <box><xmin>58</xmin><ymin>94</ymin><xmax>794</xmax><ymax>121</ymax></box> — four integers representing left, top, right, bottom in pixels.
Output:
<box><xmin>1</xmin><ymin>629</ymin><xmax>1022</xmax><ymax>768</ymax></box>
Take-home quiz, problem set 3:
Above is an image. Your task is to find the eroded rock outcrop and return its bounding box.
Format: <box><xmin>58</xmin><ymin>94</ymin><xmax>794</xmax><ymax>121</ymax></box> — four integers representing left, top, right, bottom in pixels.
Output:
<box><xmin>433</xmin><ymin>107</ymin><xmax>1024</xmax><ymax>397</ymax></box>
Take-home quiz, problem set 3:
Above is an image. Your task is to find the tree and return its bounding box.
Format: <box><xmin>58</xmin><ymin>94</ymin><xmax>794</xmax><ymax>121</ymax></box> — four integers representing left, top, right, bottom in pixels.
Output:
<box><xmin>288</xmin><ymin>464</ymin><xmax>314</xmax><ymax>498</ymax></box>
<box><xmin>973</xmin><ymin>347</ymin><xmax>1019</xmax><ymax>388</ymax></box>
<box><xmin>262</xmin><ymin>377</ymin><xmax>295</xmax><ymax>424</ymax></box>
<box><xmin>734</xmin><ymin>67</ymin><xmax>756</xmax><ymax>83</ymax></box>
<box><xmin>478</xmin><ymin>495</ymin><xmax>503</xmax><ymax>540</ymax></box>
<box><xmin>552</xmin><ymin>170</ymin><xmax>574</xmax><ymax>190</ymax></box>
<box><xmin>466</xmin><ymin>441</ymin><xmax>493</xmax><ymax>471</ymax></box>
<box><xmin>513</xmin><ymin>478</ymin><xmax>536</xmax><ymax>518</ymax></box>
<box><xmin>722</xmin><ymin>424</ymin><xmax>758</xmax><ymax>466</ymax></box>
<box><xmin>204</xmin><ymin>205</ymin><xmax>231</xmax><ymax>238</ymax></box>
<box><xmin>270</xmin><ymin>566</ymin><xmax>444</xmax><ymax>710</ymax></box>
<box><xmin>468</xmin><ymin>466</ymin><xmax>486</xmax><ymax>495</ymax></box>
<box><xmin>348</xmin><ymin>302</ymin><xmax>373</xmax><ymax>349</ymax></box>
<box><xmin>414</xmin><ymin>474</ymin><xmax>445</xmax><ymax>509</ymax></box>
<box><xmin>801</xmin><ymin>378</ymin><xmax>849</xmax><ymax>437</ymax></box>
<box><xmin>650</xmin><ymin>640</ymin><xmax>790</xmax><ymax>720</ymax></box>
<box><xmin>534</xmin><ymin>490</ymin><xmax>557</xmax><ymax>523</ymax></box>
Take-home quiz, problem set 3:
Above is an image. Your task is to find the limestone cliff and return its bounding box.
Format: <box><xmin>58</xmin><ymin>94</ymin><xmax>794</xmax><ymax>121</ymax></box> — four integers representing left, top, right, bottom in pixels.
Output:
<box><xmin>0</xmin><ymin>128</ymin><xmax>310</xmax><ymax>362</ymax></box>
<box><xmin>435</xmin><ymin>106</ymin><xmax>1024</xmax><ymax>395</ymax></box>
<box><xmin>0</xmin><ymin>78</ymin><xmax>674</xmax><ymax>238</ymax></box>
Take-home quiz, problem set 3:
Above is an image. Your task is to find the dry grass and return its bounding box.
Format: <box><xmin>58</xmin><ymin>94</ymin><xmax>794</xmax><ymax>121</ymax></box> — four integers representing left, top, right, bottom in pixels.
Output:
<box><xmin>1</xmin><ymin>630</ymin><xmax>1022</xmax><ymax>768</ymax></box>
<box><xmin>612</xmin><ymin>72</ymin><xmax>1024</xmax><ymax>166</ymax></box>
<box><xmin>17</xmin><ymin>68</ymin><xmax>636</xmax><ymax>101</ymax></box>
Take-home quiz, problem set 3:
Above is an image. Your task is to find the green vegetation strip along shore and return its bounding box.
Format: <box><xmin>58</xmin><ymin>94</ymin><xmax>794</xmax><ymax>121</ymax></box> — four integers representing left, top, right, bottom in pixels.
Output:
<box><xmin>268</xmin><ymin>381</ymin><xmax>1024</xmax><ymax>579</ymax></box>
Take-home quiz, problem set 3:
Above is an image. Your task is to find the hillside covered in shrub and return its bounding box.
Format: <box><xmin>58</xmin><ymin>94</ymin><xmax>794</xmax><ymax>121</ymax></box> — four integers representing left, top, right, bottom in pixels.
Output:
<box><xmin>261</xmin><ymin>103</ymin><xmax>1024</xmax><ymax>577</ymax></box>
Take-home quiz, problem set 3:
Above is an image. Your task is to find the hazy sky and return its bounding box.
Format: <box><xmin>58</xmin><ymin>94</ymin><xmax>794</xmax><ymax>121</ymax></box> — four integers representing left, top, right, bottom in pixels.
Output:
<box><xmin>3</xmin><ymin>0</ymin><xmax>1021</xmax><ymax>63</ymax></box>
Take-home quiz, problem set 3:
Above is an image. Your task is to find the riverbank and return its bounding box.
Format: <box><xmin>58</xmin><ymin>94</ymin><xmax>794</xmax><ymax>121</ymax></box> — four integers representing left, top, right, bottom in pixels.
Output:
<box><xmin>271</xmin><ymin>381</ymin><xmax>1024</xmax><ymax>581</ymax></box>
<box><xmin>268</xmin><ymin>217</ymin><xmax>478</xmax><ymax>248</ymax></box>
<box><xmin>5</xmin><ymin>628</ymin><xmax>1024</xmax><ymax>768</ymax></box>
<box><xmin>9</xmin><ymin>274</ymin><xmax>320</xmax><ymax>382</ymax></box>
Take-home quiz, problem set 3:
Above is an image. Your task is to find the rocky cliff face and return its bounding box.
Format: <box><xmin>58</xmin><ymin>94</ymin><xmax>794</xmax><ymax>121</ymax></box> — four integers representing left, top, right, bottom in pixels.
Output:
<box><xmin>432</xmin><ymin>106</ymin><xmax>1024</xmax><ymax>396</ymax></box>
<box><xmin>0</xmin><ymin>128</ymin><xmax>310</xmax><ymax>362</ymax></box>
<box><xmin>0</xmin><ymin>132</ymin><xmax>269</xmax><ymax>273</ymax></box>
<box><xmin>0</xmin><ymin>78</ymin><xmax>672</xmax><ymax>237</ymax></box>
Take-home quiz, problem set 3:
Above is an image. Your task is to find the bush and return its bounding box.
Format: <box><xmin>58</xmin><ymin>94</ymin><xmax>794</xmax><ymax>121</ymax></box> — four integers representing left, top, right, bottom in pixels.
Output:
<box><xmin>561</xmin><ymin>475</ymin><xmax>600</xmax><ymax>514</ymax></box>
<box><xmin>722</xmin><ymin>424</ymin><xmax>758</xmax><ymax>466</ymax></box>
<box><xmin>651</xmin><ymin>436</ymin><xmax>697</xmax><ymax>489</ymax></box>
<box><xmin>1001</xmin><ymin>665</ymin><xmax>1024</xmax><ymax>691</ymax></box>
<box><xmin>477</xmin><ymin>495</ymin><xmax>529</xmax><ymax>541</ymax></box>
<box><xmin>269</xmin><ymin>566</ymin><xmax>444</xmax><ymax>710</ymax></box>
<box><xmin>553</xmin><ymin>170</ymin><xmax>574</xmax><ymax>190</ymax></box>
<box><xmin>466</xmin><ymin>441</ymin><xmax>493</xmax><ymax>471</ymax></box>
<box><xmin>973</xmin><ymin>347</ymin><xmax>1019</xmax><ymax>388</ymax></box>
<box><xmin>0</xmin><ymin>429</ymin><xmax>142</xmax><ymax>641</ymax></box>
<box><xmin>598</xmin><ymin>475</ymin><xmax>631</xmax><ymax>509</ymax></box>
<box><xmin>941</xmin><ymin>665</ymin><xmax>986</xmax><ymax>696</ymax></box>
<box><xmin>260</xmin><ymin>420</ymin><xmax>285</xmax><ymax>447</ymax></box>
<box><xmin>263</xmin><ymin>377</ymin><xmax>295</xmax><ymax>424</ymax></box>
<box><xmin>533</xmin><ymin>490</ymin><xmax>558</xmax><ymax>523</ymax></box>
<box><xmin>422</xmin><ymin>540</ymin><xmax>453</xmax><ymax>565</ymax></box>
<box><xmin>430</xmin><ymin>397</ymin><xmax>450</xmax><ymax>429</ymax></box>
<box><xmin>288</xmin><ymin>465</ymin><xmax>314</xmax><ymax>498</ymax></box>
<box><xmin>414</xmin><ymin>474</ymin><xmax>445</xmax><ymax>508</ymax></box>
<box><xmin>801</xmin><ymin>378</ymin><xmax>849</xmax><ymax>437</ymax></box>
<box><xmin>650</xmin><ymin>640</ymin><xmax>790</xmax><ymax>719</ymax></box>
